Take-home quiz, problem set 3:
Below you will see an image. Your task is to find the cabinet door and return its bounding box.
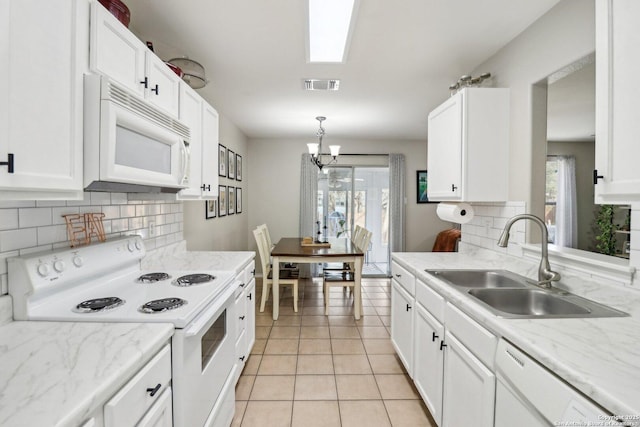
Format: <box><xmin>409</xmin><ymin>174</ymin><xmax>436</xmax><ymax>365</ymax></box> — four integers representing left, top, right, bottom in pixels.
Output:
<box><xmin>595</xmin><ymin>0</ymin><xmax>640</xmax><ymax>203</ymax></box>
<box><xmin>0</xmin><ymin>0</ymin><xmax>85</xmax><ymax>199</ymax></box>
<box><xmin>135</xmin><ymin>387</ymin><xmax>173</xmax><ymax>427</ymax></box>
<box><xmin>414</xmin><ymin>304</ymin><xmax>445</xmax><ymax>426</ymax></box>
<box><xmin>442</xmin><ymin>331</ymin><xmax>495</xmax><ymax>427</ymax></box>
<box><xmin>90</xmin><ymin>1</ymin><xmax>146</xmax><ymax>97</ymax></box>
<box><xmin>391</xmin><ymin>280</ymin><xmax>414</xmax><ymax>377</ymax></box>
<box><xmin>177</xmin><ymin>83</ymin><xmax>203</xmax><ymax>199</ymax></box>
<box><xmin>146</xmin><ymin>54</ymin><xmax>181</xmax><ymax>117</ymax></box>
<box><xmin>427</xmin><ymin>94</ymin><xmax>463</xmax><ymax>200</ymax></box>
<box><xmin>245</xmin><ymin>278</ymin><xmax>256</xmax><ymax>355</ymax></box>
<box><xmin>201</xmin><ymin>103</ymin><xmax>220</xmax><ymax>199</ymax></box>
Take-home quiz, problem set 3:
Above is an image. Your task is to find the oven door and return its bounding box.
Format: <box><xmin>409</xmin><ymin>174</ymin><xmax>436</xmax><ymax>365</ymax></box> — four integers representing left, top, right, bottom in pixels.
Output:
<box><xmin>100</xmin><ymin>100</ymin><xmax>189</xmax><ymax>189</ymax></box>
<box><xmin>172</xmin><ymin>286</ymin><xmax>236</xmax><ymax>427</ymax></box>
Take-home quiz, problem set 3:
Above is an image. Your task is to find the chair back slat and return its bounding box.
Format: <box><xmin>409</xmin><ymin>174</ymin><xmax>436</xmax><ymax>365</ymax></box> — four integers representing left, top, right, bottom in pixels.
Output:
<box><xmin>253</xmin><ymin>228</ymin><xmax>271</xmax><ymax>275</ymax></box>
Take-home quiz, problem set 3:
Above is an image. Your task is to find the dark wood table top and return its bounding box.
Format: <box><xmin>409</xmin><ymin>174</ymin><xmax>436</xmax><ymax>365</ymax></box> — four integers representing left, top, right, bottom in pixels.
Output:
<box><xmin>271</xmin><ymin>237</ymin><xmax>364</xmax><ymax>258</ymax></box>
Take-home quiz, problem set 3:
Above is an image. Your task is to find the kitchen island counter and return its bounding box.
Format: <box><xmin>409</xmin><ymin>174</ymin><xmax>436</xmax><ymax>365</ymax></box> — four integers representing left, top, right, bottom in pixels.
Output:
<box><xmin>0</xmin><ymin>318</ymin><xmax>173</xmax><ymax>427</ymax></box>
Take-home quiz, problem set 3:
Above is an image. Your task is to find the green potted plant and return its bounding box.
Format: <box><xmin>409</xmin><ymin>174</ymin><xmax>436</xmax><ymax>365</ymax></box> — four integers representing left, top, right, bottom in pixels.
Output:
<box><xmin>336</xmin><ymin>219</ymin><xmax>349</xmax><ymax>238</ymax></box>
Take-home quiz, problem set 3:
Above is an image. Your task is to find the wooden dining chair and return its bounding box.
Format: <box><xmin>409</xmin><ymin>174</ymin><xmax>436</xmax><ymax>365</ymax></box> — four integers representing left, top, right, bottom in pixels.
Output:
<box><xmin>253</xmin><ymin>228</ymin><xmax>299</xmax><ymax>313</ymax></box>
<box><xmin>258</xmin><ymin>223</ymin><xmax>297</xmax><ymax>270</ymax></box>
<box><xmin>323</xmin><ymin>228</ymin><xmax>372</xmax><ymax>317</ymax></box>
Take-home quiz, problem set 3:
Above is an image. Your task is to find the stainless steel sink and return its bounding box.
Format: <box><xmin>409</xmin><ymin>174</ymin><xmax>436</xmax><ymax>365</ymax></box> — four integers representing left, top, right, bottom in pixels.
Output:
<box><xmin>425</xmin><ymin>269</ymin><xmax>628</xmax><ymax>319</ymax></box>
<box><xmin>467</xmin><ymin>288</ymin><xmax>628</xmax><ymax>318</ymax></box>
<box><xmin>425</xmin><ymin>269</ymin><xmax>528</xmax><ymax>288</ymax></box>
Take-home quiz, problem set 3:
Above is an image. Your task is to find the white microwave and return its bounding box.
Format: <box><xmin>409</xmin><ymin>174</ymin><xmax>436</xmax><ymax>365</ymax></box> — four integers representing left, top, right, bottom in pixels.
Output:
<box><xmin>84</xmin><ymin>74</ymin><xmax>190</xmax><ymax>193</ymax></box>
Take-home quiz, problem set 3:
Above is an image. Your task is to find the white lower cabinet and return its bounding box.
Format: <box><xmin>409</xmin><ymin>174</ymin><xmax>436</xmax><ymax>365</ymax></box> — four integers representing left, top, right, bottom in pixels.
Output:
<box><xmin>441</xmin><ymin>331</ymin><xmax>495</xmax><ymax>427</ymax></box>
<box><xmin>414</xmin><ymin>304</ymin><xmax>444</xmax><ymax>425</ymax></box>
<box><xmin>391</xmin><ymin>269</ymin><xmax>497</xmax><ymax>427</ymax></box>
<box><xmin>391</xmin><ymin>280</ymin><xmax>414</xmax><ymax>377</ymax></box>
<box><xmin>104</xmin><ymin>344</ymin><xmax>172</xmax><ymax>427</ymax></box>
<box><xmin>233</xmin><ymin>260</ymin><xmax>256</xmax><ymax>381</ymax></box>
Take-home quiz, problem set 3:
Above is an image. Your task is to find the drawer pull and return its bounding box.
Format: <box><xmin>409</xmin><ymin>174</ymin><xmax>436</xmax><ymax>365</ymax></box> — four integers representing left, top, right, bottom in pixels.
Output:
<box><xmin>146</xmin><ymin>383</ymin><xmax>162</xmax><ymax>397</ymax></box>
<box><xmin>151</xmin><ymin>84</ymin><xmax>159</xmax><ymax>95</ymax></box>
<box><xmin>140</xmin><ymin>77</ymin><xmax>149</xmax><ymax>88</ymax></box>
<box><xmin>239</xmin><ymin>355</ymin><xmax>246</xmax><ymax>361</ymax></box>
<box><xmin>239</xmin><ymin>282</ymin><xmax>246</xmax><ymax>288</ymax></box>
<box><xmin>406</xmin><ymin>303</ymin><xmax>412</xmax><ymax>311</ymax></box>
<box><xmin>432</xmin><ymin>332</ymin><xmax>439</xmax><ymax>342</ymax></box>
<box><xmin>247</xmin><ymin>293</ymin><xmax>252</xmax><ymax>301</ymax></box>
<box><xmin>395</xmin><ymin>274</ymin><xmax>401</xmax><ymax>278</ymax></box>
<box><xmin>451</xmin><ymin>184</ymin><xmax>458</xmax><ymax>192</ymax></box>
<box><xmin>440</xmin><ymin>341</ymin><xmax>447</xmax><ymax>351</ymax></box>
<box><xmin>239</xmin><ymin>315</ymin><xmax>245</xmax><ymax>320</ymax></box>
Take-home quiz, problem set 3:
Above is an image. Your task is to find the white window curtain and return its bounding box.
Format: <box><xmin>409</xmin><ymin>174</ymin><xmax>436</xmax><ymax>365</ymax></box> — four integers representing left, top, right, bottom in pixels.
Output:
<box><xmin>389</xmin><ymin>154</ymin><xmax>406</xmax><ymax>253</ymax></box>
<box><xmin>299</xmin><ymin>153</ymin><xmax>318</xmax><ymax>277</ymax></box>
<box><xmin>555</xmin><ymin>155</ymin><xmax>577</xmax><ymax>248</ymax></box>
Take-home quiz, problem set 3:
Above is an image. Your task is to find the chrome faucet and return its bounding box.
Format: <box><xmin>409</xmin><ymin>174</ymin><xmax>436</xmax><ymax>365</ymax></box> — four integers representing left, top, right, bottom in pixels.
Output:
<box><xmin>497</xmin><ymin>214</ymin><xmax>560</xmax><ymax>288</ymax></box>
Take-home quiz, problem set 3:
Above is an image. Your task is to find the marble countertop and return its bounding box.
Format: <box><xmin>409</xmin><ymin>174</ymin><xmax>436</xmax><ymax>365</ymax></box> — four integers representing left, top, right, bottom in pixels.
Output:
<box><xmin>0</xmin><ymin>319</ymin><xmax>173</xmax><ymax>427</ymax></box>
<box><xmin>142</xmin><ymin>240</ymin><xmax>254</xmax><ymax>274</ymax></box>
<box><xmin>392</xmin><ymin>248</ymin><xmax>640</xmax><ymax>418</ymax></box>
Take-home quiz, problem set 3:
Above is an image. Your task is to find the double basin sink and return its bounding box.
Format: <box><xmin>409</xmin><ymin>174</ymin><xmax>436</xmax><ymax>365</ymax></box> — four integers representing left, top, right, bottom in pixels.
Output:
<box><xmin>425</xmin><ymin>269</ymin><xmax>628</xmax><ymax>319</ymax></box>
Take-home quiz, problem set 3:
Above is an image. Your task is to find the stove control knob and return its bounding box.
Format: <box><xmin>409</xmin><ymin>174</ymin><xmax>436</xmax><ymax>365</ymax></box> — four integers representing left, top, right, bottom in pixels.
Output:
<box><xmin>72</xmin><ymin>256</ymin><xmax>84</xmax><ymax>267</ymax></box>
<box><xmin>135</xmin><ymin>240</ymin><xmax>142</xmax><ymax>250</ymax></box>
<box><xmin>127</xmin><ymin>241</ymin><xmax>135</xmax><ymax>252</ymax></box>
<box><xmin>53</xmin><ymin>260</ymin><xmax>66</xmax><ymax>272</ymax></box>
<box><xmin>37</xmin><ymin>263</ymin><xmax>51</xmax><ymax>277</ymax></box>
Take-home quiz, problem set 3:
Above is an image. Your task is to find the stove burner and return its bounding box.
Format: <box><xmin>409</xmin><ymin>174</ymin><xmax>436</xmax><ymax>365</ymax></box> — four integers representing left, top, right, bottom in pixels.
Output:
<box><xmin>75</xmin><ymin>297</ymin><xmax>125</xmax><ymax>313</ymax></box>
<box><xmin>137</xmin><ymin>272</ymin><xmax>171</xmax><ymax>283</ymax></box>
<box><xmin>173</xmin><ymin>274</ymin><xmax>216</xmax><ymax>287</ymax></box>
<box><xmin>139</xmin><ymin>297</ymin><xmax>187</xmax><ymax>313</ymax></box>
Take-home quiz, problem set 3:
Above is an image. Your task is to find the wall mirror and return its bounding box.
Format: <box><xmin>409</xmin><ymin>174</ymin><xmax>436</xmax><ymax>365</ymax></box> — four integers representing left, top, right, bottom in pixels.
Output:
<box><xmin>541</xmin><ymin>53</ymin><xmax>631</xmax><ymax>260</ymax></box>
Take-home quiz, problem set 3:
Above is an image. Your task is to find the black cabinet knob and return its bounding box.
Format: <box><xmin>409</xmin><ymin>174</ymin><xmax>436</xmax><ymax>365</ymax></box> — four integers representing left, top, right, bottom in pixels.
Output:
<box><xmin>146</xmin><ymin>383</ymin><xmax>161</xmax><ymax>397</ymax></box>
<box><xmin>151</xmin><ymin>84</ymin><xmax>159</xmax><ymax>95</ymax></box>
<box><xmin>432</xmin><ymin>332</ymin><xmax>439</xmax><ymax>342</ymax></box>
<box><xmin>451</xmin><ymin>184</ymin><xmax>458</xmax><ymax>192</ymax></box>
<box><xmin>593</xmin><ymin>169</ymin><xmax>604</xmax><ymax>185</ymax></box>
<box><xmin>247</xmin><ymin>293</ymin><xmax>252</xmax><ymax>301</ymax></box>
<box><xmin>0</xmin><ymin>153</ymin><xmax>14</xmax><ymax>174</ymax></box>
<box><xmin>406</xmin><ymin>303</ymin><xmax>412</xmax><ymax>311</ymax></box>
<box><xmin>440</xmin><ymin>342</ymin><xmax>447</xmax><ymax>351</ymax></box>
<box><xmin>140</xmin><ymin>77</ymin><xmax>149</xmax><ymax>88</ymax></box>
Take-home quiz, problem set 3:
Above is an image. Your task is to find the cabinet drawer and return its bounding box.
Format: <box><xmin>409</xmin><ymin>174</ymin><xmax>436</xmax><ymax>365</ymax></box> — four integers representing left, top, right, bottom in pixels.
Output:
<box><xmin>445</xmin><ymin>303</ymin><xmax>496</xmax><ymax>369</ymax></box>
<box><xmin>416</xmin><ymin>279</ymin><xmax>445</xmax><ymax>322</ymax></box>
<box><xmin>104</xmin><ymin>344</ymin><xmax>171</xmax><ymax>427</ymax></box>
<box><xmin>244</xmin><ymin>260</ymin><xmax>256</xmax><ymax>285</ymax></box>
<box><xmin>391</xmin><ymin>261</ymin><xmax>415</xmax><ymax>294</ymax></box>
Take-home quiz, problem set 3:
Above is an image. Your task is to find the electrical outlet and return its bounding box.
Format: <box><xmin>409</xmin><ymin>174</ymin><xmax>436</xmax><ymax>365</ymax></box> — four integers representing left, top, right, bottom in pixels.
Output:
<box><xmin>149</xmin><ymin>221</ymin><xmax>156</xmax><ymax>237</ymax></box>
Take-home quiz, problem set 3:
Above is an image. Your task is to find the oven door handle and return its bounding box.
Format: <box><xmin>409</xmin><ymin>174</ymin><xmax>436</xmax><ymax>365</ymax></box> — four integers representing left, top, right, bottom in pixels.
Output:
<box><xmin>184</xmin><ymin>288</ymin><xmax>232</xmax><ymax>338</ymax></box>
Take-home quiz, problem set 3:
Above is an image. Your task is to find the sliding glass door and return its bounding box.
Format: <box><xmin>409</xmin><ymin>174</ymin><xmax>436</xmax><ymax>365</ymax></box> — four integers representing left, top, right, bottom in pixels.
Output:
<box><xmin>317</xmin><ymin>166</ymin><xmax>390</xmax><ymax>276</ymax></box>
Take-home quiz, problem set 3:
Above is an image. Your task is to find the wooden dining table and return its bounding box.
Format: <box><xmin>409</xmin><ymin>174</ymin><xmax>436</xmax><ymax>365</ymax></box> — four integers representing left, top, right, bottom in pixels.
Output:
<box><xmin>270</xmin><ymin>237</ymin><xmax>365</xmax><ymax>320</ymax></box>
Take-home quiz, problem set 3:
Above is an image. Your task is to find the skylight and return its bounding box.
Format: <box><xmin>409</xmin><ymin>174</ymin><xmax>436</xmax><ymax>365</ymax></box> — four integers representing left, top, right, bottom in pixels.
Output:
<box><xmin>307</xmin><ymin>0</ymin><xmax>358</xmax><ymax>63</ymax></box>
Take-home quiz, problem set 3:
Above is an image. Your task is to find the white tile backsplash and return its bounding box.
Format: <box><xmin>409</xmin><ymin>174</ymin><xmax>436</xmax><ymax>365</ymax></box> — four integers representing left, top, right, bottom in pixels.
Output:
<box><xmin>0</xmin><ymin>192</ymin><xmax>183</xmax><ymax>296</ymax></box>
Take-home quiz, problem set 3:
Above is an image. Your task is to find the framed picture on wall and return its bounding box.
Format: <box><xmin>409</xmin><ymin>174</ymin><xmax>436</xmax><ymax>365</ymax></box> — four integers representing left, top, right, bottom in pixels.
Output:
<box><xmin>236</xmin><ymin>154</ymin><xmax>242</xmax><ymax>181</ymax></box>
<box><xmin>236</xmin><ymin>187</ymin><xmax>242</xmax><ymax>213</ymax></box>
<box><xmin>417</xmin><ymin>170</ymin><xmax>436</xmax><ymax>203</ymax></box>
<box><xmin>228</xmin><ymin>149</ymin><xmax>236</xmax><ymax>180</ymax></box>
<box><xmin>228</xmin><ymin>186</ymin><xmax>235</xmax><ymax>215</ymax></box>
<box><xmin>205</xmin><ymin>199</ymin><xmax>217</xmax><ymax>219</ymax></box>
<box><xmin>218</xmin><ymin>185</ymin><xmax>227</xmax><ymax>216</ymax></box>
<box><xmin>218</xmin><ymin>144</ymin><xmax>227</xmax><ymax>177</ymax></box>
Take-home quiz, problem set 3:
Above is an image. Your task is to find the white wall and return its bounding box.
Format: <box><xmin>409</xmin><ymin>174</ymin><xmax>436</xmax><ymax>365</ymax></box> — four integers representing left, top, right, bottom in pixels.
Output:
<box><xmin>246</xmin><ymin>137</ymin><xmax>451</xmax><ymax>257</ymax></box>
<box><xmin>183</xmin><ymin>114</ymin><xmax>250</xmax><ymax>251</ymax></box>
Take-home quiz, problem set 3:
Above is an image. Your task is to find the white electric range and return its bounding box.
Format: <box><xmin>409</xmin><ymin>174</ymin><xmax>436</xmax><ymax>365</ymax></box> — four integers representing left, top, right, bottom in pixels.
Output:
<box><xmin>8</xmin><ymin>236</ymin><xmax>238</xmax><ymax>427</ymax></box>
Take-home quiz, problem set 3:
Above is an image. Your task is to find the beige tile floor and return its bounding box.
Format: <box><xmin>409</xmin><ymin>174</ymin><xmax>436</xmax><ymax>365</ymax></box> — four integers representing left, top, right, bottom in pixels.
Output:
<box><xmin>232</xmin><ymin>277</ymin><xmax>437</xmax><ymax>427</ymax></box>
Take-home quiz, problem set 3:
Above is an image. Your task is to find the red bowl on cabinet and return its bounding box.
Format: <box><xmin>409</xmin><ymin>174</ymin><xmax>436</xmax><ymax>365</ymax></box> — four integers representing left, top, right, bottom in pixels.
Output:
<box><xmin>98</xmin><ymin>0</ymin><xmax>131</xmax><ymax>27</ymax></box>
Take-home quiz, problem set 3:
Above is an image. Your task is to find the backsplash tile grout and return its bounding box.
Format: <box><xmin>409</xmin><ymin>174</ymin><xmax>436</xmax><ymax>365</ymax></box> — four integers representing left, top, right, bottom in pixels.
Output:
<box><xmin>0</xmin><ymin>192</ymin><xmax>183</xmax><ymax>295</ymax></box>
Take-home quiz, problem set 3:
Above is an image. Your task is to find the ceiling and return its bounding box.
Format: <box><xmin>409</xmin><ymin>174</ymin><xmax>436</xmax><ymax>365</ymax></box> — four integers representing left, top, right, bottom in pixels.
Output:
<box><xmin>125</xmin><ymin>0</ymin><xmax>562</xmax><ymax>141</ymax></box>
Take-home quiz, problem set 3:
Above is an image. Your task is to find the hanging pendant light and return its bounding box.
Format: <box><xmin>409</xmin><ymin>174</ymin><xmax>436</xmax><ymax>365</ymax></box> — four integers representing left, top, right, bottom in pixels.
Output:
<box><xmin>167</xmin><ymin>57</ymin><xmax>207</xmax><ymax>89</ymax></box>
<box><xmin>308</xmin><ymin>116</ymin><xmax>340</xmax><ymax>170</ymax></box>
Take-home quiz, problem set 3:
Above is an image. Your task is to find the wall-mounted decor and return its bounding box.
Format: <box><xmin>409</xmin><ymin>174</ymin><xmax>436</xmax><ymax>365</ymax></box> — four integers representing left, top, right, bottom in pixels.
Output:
<box><xmin>218</xmin><ymin>144</ymin><xmax>227</xmax><ymax>177</ymax></box>
<box><xmin>218</xmin><ymin>185</ymin><xmax>227</xmax><ymax>216</ymax></box>
<box><xmin>236</xmin><ymin>154</ymin><xmax>242</xmax><ymax>181</ymax></box>
<box><xmin>228</xmin><ymin>186</ymin><xmax>235</xmax><ymax>215</ymax></box>
<box><xmin>205</xmin><ymin>199</ymin><xmax>217</xmax><ymax>219</ymax></box>
<box><xmin>236</xmin><ymin>187</ymin><xmax>242</xmax><ymax>213</ymax></box>
<box><xmin>228</xmin><ymin>149</ymin><xmax>236</xmax><ymax>180</ymax></box>
<box><xmin>417</xmin><ymin>170</ymin><xmax>436</xmax><ymax>203</ymax></box>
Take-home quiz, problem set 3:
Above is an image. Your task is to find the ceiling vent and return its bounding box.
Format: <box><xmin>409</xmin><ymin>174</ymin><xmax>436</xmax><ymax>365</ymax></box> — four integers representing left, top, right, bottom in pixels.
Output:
<box><xmin>303</xmin><ymin>79</ymin><xmax>340</xmax><ymax>91</ymax></box>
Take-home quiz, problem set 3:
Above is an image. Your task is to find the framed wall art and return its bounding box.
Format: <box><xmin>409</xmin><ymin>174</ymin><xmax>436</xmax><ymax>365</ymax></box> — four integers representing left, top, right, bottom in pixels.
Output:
<box><xmin>236</xmin><ymin>154</ymin><xmax>242</xmax><ymax>181</ymax></box>
<box><xmin>417</xmin><ymin>170</ymin><xmax>436</xmax><ymax>203</ymax></box>
<box><xmin>236</xmin><ymin>187</ymin><xmax>242</xmax><ymax>213</ymax></box>
<box><xmin>228</xmin><ymin>149</ymin><xmax>236</xmax><ymax>180</ymax></box>
<box><xmin>218</xmin><ymin>144</ymin><xmax>227</xmax><ymax>177</ymax></box>
<box><xmin>218</xmin><ymin>185</ymin><xmax>227</xmax><ymax>216</ymax></box>
<box><xmin>228</xmin><ymin>186</ymin><xmax>235</xmax><ymax>215</ymax></box>
<box><xmin>205</xmin><ymin>199</ymin><xmax>217</xmax><ymax>219</ymax></box>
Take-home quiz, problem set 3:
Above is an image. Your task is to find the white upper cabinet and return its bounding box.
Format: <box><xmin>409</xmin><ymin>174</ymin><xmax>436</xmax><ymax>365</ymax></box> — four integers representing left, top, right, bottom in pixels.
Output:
<box><xmin>177</xmin><ymin>83</ymin><xmax>218</xmax><ymax>200</ymax></box>
<box><xmin>427</xmin><ymin>88</ymin><xmax>509</xmax><ymax>202</ymax></box>
<box><xmin>594</xmin><ymin>0</ymin><xmax>640</xmax><ymax>203</ymax></box>
<box><xmin>0</xmin><ymin>0</ymin><xmax>87</xmax><ymax>200</ymax></box>
<box><xmin>90</xmin><ymin>1</ymin><xmax>180</xmax><ymax>117</ymax></box>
